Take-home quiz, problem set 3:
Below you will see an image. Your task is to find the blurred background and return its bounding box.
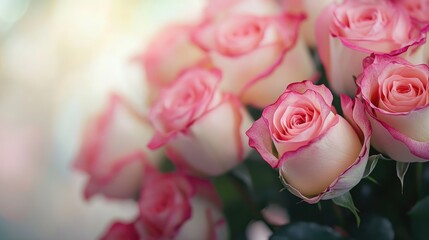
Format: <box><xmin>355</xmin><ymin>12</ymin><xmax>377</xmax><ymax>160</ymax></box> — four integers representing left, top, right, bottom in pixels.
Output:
<box><xmin>0</xmin><ymin>0</ymin><xmax>203</xmax><ymax>239</ymax></box>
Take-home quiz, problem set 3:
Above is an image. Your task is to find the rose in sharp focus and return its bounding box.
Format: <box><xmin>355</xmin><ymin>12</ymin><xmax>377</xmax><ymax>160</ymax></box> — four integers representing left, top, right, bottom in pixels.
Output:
<box><xmin>357</xmin><ymin>54</ymin><xmax>429</xmax><ymax>162</ymax></box>
<box><xmin>246</xmin><ymin>80</ymin><xmax>371</xmax><ymax>203</ymax></box>
<box><xmin>317</xmin><ymin>0</ymin><xmax>427</xmax><ymax>96</ymax></box>
<box><xmin>148</xmin><ymin>67</ymin><xmax>252</xmax><ymax>176</ymax></box>
<box><xmin>192</xmin><ymin>0</ymin><xmax>317</xmax><ymax>107</ymax></box>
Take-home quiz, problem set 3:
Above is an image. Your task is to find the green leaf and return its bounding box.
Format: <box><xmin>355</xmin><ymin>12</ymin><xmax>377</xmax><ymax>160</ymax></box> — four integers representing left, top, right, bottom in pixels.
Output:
<box><xmin>409</xmin><ymin>196</ymin><xmax>429</xmax><ymax>240</ymax></box>
<box><xmin>332</xmin><ymin>192</ymin><xmax>360</xmax><ymax>226</ymax></box>
<box><xmin>269</xmin><ymin>222</ymin><xmax>345</xmax><ymax>240</ymax></box>
<box><xmin>363</xmin><ymin>154</ymin><xmax>381</xmax><ymax>178</ymax></box>
<box><xmin>396</xmin><ymin>162</ymin><xmax>410</xmax><ymax>193</ymax></box>
<box><xmin>353</xmin><ymin>215</ymin><xmax>394</xmax><ymax>240</ymax></box>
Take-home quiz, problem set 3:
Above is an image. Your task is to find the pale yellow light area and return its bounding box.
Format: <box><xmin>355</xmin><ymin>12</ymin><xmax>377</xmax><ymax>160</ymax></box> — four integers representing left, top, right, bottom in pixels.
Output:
<box><xmin>0</xmin><ymin>0</ymin><xmax>204</xmax><ymax>239</ymax></box>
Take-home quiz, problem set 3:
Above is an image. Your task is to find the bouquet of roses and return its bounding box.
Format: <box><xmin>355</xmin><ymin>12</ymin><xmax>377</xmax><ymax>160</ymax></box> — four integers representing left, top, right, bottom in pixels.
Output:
<box><xmin>73</xmin><ymin>0</ymin><xmax>429</xmax><ymax>239</ymax></box>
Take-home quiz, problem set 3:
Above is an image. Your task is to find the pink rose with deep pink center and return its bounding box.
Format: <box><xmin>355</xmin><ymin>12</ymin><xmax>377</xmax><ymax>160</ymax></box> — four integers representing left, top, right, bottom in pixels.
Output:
<box><xmin>357</xmin><ymin>54</ymin><xmax>429</xmax><ymax>162</ymax></box>
<box><xmin>317</xmin><ymin>0</ymin><xmax>427</xmax><ymax>96</ymax></box>
<box><xmin>246</xmin><ymin>81</ymin><xmax>371</xmax><ymax>203</ymax></box>
<box><xmin>192</xmin><ymin>0</ymin><xmax>317</xmax><ymax>107</ymax></box>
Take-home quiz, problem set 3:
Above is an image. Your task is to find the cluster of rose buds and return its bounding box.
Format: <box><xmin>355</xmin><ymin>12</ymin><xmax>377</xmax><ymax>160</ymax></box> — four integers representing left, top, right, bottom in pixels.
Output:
<box><xmin>73</xmin><ymin>0</ymin><xmax>429</xmax><ymax>239</ymax></box>
<box><xmin>248</xmin><ymin>0</ymin><xmax>429</xmax><ymax>202</ymax></box>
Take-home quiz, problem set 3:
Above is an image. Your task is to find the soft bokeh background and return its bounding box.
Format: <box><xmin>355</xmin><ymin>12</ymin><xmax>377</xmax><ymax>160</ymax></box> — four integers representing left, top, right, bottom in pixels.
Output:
<box><xmin>0</xmin><ymin>0</ymin><xmax>203</xmax><ymax>239</ymax></box>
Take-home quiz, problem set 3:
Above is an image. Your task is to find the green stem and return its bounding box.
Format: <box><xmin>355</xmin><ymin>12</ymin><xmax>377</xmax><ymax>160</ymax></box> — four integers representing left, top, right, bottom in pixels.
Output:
<box><xmin>416</xmin><ymin>162</ymin><xmax>423</xmax><ymax>200</ymax></box>
<box><xmin>227</xmin><ymin>172</ymin><xmax>276</xmax><ymax>232</ymax></box>
<box><xmin>332</xmin><ymin>203</ymin><xmax>345</xmax><ymax>228</ymax></box>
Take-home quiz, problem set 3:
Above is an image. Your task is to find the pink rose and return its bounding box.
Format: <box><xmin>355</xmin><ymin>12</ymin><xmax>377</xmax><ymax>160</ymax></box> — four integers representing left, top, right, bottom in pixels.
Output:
<box><xmin>100</xmin><ymin>171</ymin><xmax>228</xmax><ymax>240</ymax></box>
<box><xmin>246</xmin><ymin>81</ymin><xmax>371</xmax><ymax>203</ymax></box>
<box><xmin>193</xmin><ymin>1</ymin><xmax>317</xmax><ymax>107</ymax></box>
<box><xmin>317</xmin><ymin>0</ymin><xmax>427</xmax><ymax>96</ymax></box>
<box><xmin>138</xmin><ymin>173</ymin><xmax>227</xmax><ymax>240</ymax></box>
<box><xmin>357</xmin><ymin>54</ymin><xmax>429</xmax><ymax>162</ymax></box>
<box><xmin>74</xmin><ymin>94</ymin><xmax>163</xmax><ymax>199</ymax></box>
<box><xmin>148</xmin><ymin>67</ymin><xmax>252</xmax><ymax>176</ymax></box>
<box><xmin>138</xmin><ymin>24</ymin><xmax>206</xmax><ymax>103</ymax></box>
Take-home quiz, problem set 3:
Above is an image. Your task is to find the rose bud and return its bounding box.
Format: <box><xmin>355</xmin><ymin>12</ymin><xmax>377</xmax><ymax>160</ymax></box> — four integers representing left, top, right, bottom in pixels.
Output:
<box><xmin>357</xmin><ymin>54</ymin><xmax>429</xmax><ymax>162</ymax></box>
<box><xmin>74</xmin><ymin>94</ymin><xmax>163</xmax><ymax>200</ymax></box>
<box><xmin>316</xmin><ymin>0</ymin><xmax>427</xmax><ymax>96</ymax></box>
<box><xmin>100</xmin><ymin>171</ymin><xmax>228</xmax><ymax>240</ymax></box>
<box><xmin>192</xmin><ymin>0</ymin><xmax>317</xmax><ymax>107</ymax></box>
<box><xmin>148</xmin><ymin>67</ymin><xmax>252</xmax><ymax>176</ymax></box>
<box><xmin>138</xmin><ymin>24</ymin><xmax>207</xmax><ymax>103</ymax></box>
<box><xmin>246</xmin><ymin>80</ymin><xmax>371</xmax><ymax>203</ymax></box>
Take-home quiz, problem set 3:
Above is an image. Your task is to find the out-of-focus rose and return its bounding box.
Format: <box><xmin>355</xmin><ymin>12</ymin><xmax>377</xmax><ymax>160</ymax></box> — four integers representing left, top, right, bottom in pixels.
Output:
<box><xmin>100</xmin><ymin>171</ymin><xmax>228</xmax><ymax>240</ymax></box>
<box><xmin>204</xmin><ymin>0</ymin><xmax>281</xmax><ymax>18</ymax></box>
<box><xmin>246</xmin><ymin>221</ymin><xmax>272</xmax><ymax>240</ymax></box>
<box><xmin>317</xmin><ymin>0</ymin><xmax>427</xmax><ymax>96</ymax></box>
<box><xmin>193</xmin><ymin>0</ymin><xmax>316</xmax><ymax>107</ymax></box>
<box><xmin>74</xmin><ymin>94</ymin><xmax>163</xmax><ymax>200</ymax></box>
<box><xmin>281</xmin><ymin>0</ymin><xmax>336</xmax><ymax>47</ymax></box>
<box><xmin>357</xmin><ymin>54</ymin><xmax>429</xmax><ymax>162</ymax></box>
<box><xmin>395</xmin><ymin>0</ymin><xmax>429</xmax><ymax>26</ymax></box>
<box><xmin>394</xmin><ymin>0</ymin><xmax>429</xmax><ymax>65</ymax></box>
<box><xmin>246</xmin><ymin>81</ymin><xmax>371</xmax><ymax>203</ymax></box>
<box><xmin>100</xmin><ymin>222</ymin><xmax>140</xmax><ymax>240</ymax></box>
<box><xmin>148</xmin><ymin>67</ymin><xmax>252</xmax><ymax>176</ymax></box>
<box><xmin>137</xmin><ymin>173</ymin><xmax>227</xmax><ymax>240</ymax></box>
<box><xmin>138</xmin><ymin>24</ymin><xmax>207</xmax><ymax>103</ymax></box>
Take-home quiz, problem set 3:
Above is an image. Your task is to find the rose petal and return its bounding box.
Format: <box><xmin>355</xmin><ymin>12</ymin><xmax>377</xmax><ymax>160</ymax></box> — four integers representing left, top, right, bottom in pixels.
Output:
<box><xmin>375</xmin><ymin>107</ymin><xmax>429</xmax><ymax>142</ymax></box>
<box><xmin>100</xmin><ymin>221</ymin><xmax>140</xmax><ymax>240</ymax></box>
<box><xmin>175</xmin><ymin>197</ymin><xmax>228</xmax><ymax>240</ymax></box>
<box><xmin>83</xmin><ymin>151</ymin><xmax>147</xmax><ymax>200</ymax></box>
<box><xmin>74</xmin><ymin>94</ymin><xmax>162</xmax><ymax>199</ymax></box>
<box><xmin>142</xmin><ymin>24</ymin><xmax>205</xmax><ymax>87</ymax></box>
<box><xmin>241</xmin><ymin>39</ymin><xmax>318</xmax><ymax>107</ymax></box>
<box><xmin>279</xmin><ymin>117</ymin><xmax>362</xmax><ymax>198</ymax></box>
<box><xmin>287</xmin><ymin>80</ymin><xmax>333</xmax><ymax>106</ymax></box>
<box><xmin>327</xmin><ymin>37</ymin><xmax>369</xmax><ymax>96</ymax></box>
<box><xmin>368</xmin><ymin>112</ymin><xmax>429</xmax><ymax>161</ymax></box>
<box><xmin>246</xmin><ymin>117</ymin><xmax>280</xmax><ymax>168</ymax></box>
<box><xmin>315</xmin><ymin>3</ymin><xmax>335</xmax><ymax>78</ymax></box>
